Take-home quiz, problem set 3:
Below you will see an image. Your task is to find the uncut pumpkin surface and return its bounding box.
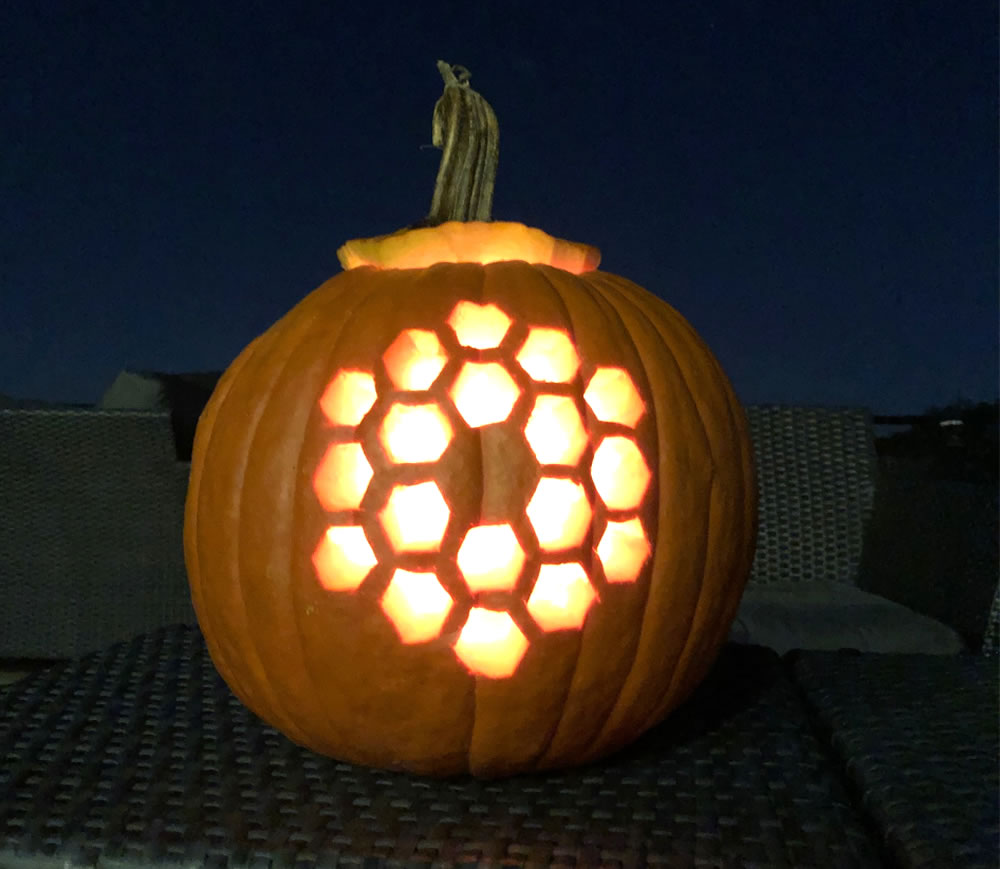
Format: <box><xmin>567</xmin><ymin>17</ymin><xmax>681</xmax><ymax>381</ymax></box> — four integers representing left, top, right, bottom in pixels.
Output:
<box><xmin>184</xmin><ymin>224</ymin><xmax>757</xmax><ymax>778</ymax></box>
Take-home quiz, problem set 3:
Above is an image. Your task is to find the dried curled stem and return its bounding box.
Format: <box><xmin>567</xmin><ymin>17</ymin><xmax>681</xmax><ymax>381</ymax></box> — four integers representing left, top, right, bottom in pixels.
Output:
<box><xmin>425</xmin><ymin>60</ymin><xmax>499</xmax><ymax>224</ymax></box>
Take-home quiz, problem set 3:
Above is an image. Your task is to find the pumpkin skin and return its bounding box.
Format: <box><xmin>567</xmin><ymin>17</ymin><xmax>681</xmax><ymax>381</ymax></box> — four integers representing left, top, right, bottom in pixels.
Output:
<box><xmin>184</xmin><ymin>221</ymin><xmax>757</xmax><ymax>778</ymax></box>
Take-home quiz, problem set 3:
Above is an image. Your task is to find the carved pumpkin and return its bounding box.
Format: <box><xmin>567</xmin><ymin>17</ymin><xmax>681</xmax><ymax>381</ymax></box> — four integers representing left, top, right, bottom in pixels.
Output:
<box><xmin>184</xmin><ymin>63</ymin><xmax>756</xmax><ymax>778</ymax></box>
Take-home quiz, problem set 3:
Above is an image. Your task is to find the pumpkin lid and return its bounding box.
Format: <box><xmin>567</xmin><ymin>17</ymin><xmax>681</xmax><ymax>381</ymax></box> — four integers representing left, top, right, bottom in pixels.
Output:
<box><xmin>336</xmin><ymin>221</ymin><xmax>602</xmax><ymax>275</ymax></box>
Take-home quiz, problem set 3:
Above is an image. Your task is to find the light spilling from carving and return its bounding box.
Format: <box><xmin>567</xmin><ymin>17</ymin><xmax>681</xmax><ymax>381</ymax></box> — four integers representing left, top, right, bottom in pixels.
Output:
<box><xmin>591</xmin><ymin>436</ymin><xmax>651</xmax><ymax>510</ymax></box>
<box><xmin>381</xmin><ymin>569</ymin><xmax>453</xmax><ymax>643</ymax></box>
<box><xmin>449</xmin><ymin>362</ymin><xmax>521</xmax><ymax>427</ymax></box>
<box><xmin>453</xmin><ymin>608</ymin><xmax>529</xmax><ymax>679</ymax></box>
<box><xmin>319</xmin><ymin>370</ymin><xmax>377</xmax><ymax>426</ymax></box>
<box><xmin>456</xmin><ymin>524</ymin><xmax>525</xmax><ymax>593</ymax></box>
<box><xmin>527</xmin><ymin>563</ymin><xmax>597</xmax><ymax>631</ymax></box>
<box><xmin>596</xmin><ymin>518</ymin><xmax>651</xmax><ymax>583</ymax></box>
<box><xmin>312</xmin><ymin>526</ymin><xmax>377</xmax><ymax>591</ymax></box>
<box><xmin>383</xmin><ymin>329</ymin><xmax>448</xmax><ymax>390</ymax></box>
<box><xmin>524</xmin><ymin>395</ymin><xmax>588</xmax><ymax>465</ymax></box>
<box><xmin>380</xmin><ymin>403</ymin><xmax>453</xmax><ymax>463</ymax></box>
<box><xmin>447</xmin><ymin>301</ymin><xmax>512</xmax><ymax>349</ymax></box>
<box><xmin>516</xmin><ymin>328</ymin><xmax>580</xmax><ymax>383</ymax></box>
<box><xmin>526</xmin><ymin>478</ymin><xmax>593</xmax><ymax>551</ymax></box>
<box><xmin>313</xmin><ymin>303</ymin><xmax>655</xmax><ymax>680</ymax></box>
<box><xmin>584</xmin><ymin>368</ymin><xmax>645</xmax><ymax>427</ymax></box>
<box><xmin>379</xmin><ymin>482</ymin><xmax>450</xmax><ymax>552</ymax></box>
<box><xmin>313</xmin><ymin>442</ymin><xmax>373</xmax><ymax>511</ymax></box>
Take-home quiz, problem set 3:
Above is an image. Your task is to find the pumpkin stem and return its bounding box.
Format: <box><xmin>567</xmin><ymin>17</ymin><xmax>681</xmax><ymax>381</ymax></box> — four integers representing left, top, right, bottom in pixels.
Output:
<box><xmin>424</xmin><ymin>60</ymin><xmax>499</xmax><ymax>225</ymax></box>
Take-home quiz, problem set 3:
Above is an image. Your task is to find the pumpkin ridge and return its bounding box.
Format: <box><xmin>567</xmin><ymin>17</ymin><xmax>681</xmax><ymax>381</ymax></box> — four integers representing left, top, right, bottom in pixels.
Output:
<box><xmin>526</xmin><ymin>265</ymin><xmax>650</xmax><ymax>768</ymax></box>
<box><xmin>635</xmin><ymin>288</ymin><xmax>756</xmax><ymax>724</ymax></box>
<box><xmin>600</xmin><ymin>276</ymin><xmax>754</xmax><ymax>733</ymax></box>
<box><xmin>582</xmin><ymin>271</ymin><xmax>712</xmax><ymax>749</ymax></box>
<box><xmin>186</xmin><ymin>333</ymin><xmax>265</xmax><ymax>707</ymax></box>
<box><xmin>283</xmin><ymin>276</ymin><xmax>388</xmax><ymax>753</ymax></box>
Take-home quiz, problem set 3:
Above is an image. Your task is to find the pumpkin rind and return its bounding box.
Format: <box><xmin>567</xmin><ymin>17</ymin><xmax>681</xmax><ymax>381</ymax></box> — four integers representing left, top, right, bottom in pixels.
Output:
<box><xmin>184</xmin><ymin>223</ymin><xmax>757</xmax><ymax>777</ymax></box>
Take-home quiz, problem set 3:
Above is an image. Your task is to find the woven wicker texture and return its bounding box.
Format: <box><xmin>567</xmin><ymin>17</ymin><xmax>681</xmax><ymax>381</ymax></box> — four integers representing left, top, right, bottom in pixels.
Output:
<box><xmin>0</xmin><ymin>409</ymin><xmax>195</xmax><ymax>658</ymax></box>
<box><xmin>790</xmin><ymin>651</ymin><xmax>999</xmax><ymax>869</ymax></box>
<box><xmin>745</xmin><ymin>406</ymin><xmax>877</xmax><ymax>586</ymax></box>
<box><xmin>0</xmin><ymin>625</ymin><xmax>884</xmax><ymax>868</ymax></box>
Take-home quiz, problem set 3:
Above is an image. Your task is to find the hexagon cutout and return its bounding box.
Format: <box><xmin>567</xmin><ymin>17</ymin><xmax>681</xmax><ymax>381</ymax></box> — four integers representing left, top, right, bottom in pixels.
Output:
<box><xmin>526</xmin><ymin>478</ymin><xmax>593</xmax><ymax>551</ymax></box>
<box><xmin>312</xmin><ymin>526</ymin><xmax>377</xmax><ymax>591</ymax></box>
<box><xmin>527</xmin><ymin>563</ymin><xmax>597</xmax><ymax>631</ymax></box>
<box><xmin>456</xmin><ymin>524</ymin><xmax>525</xmax><ymax>593</ymax></box>
<box><xmin>449</xmin><ymin>362</ymin><xmax>520</xmax><ymax>428</ymax></box>
<box><xmin>378</xmin><ymin>482</ymin><xmax>450</xmax><ymax>552</ymax></box>
<box><xmin>591</xmin><ymin>436</ymin><xmax>651</xmax><ymax>510</ymax></box>
<box><xmin>381</xmin><ymin>569</ymin><xmax>453</xmax><ymax>644</ymax></box>
<box><xmin>447</xmin><ymin>301</ymin><xmax>512</xmax><ymax>349</ymax></box>
<box><xmin>383</xmin><ymin>329</ymin><xmax>448</xmax><ymax>391</ymax></box>
<box><xmin>596</xmin><ymin>518</ymin><xmax>651</xmax><ymax>583</ymax></box>
<box><xmin>313</xmin><ymin>442</ymin><xmax>373</xmax><ymax>511</ymax></box>
<box><xmin>584</xmin><ymin>368</ymin><xmax>645</xmax><ymax>428</ymax></box>
<box><xmin>379</xmin><ymin>403</ymin><xmax>453</xmax><ymax>463</ymax></box>
<box><xmin>524</xmin><ymin>395</ymin><xmax>588</xmax><ymax>466</ymax></box>
<box><xmin>453</xmin><ymin>608</ymin><xmax>529</xmax><ymax>679</ymax></box>
<box><xmin>516</xmin><ymin>328</ymin><xmax>580</xmax><ymax>383</ymax></box>
<box><xmin>319</xmin><ymin>370</ymin><xmax>377</xmax><ymax>426</ymax></box>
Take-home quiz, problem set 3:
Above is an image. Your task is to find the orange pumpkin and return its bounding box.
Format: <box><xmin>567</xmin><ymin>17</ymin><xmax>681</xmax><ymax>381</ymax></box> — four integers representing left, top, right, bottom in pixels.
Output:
<box><xmin>183</xmin><ymin>64</ymin><xmax>757</xmax><ymax>778</ymax></box>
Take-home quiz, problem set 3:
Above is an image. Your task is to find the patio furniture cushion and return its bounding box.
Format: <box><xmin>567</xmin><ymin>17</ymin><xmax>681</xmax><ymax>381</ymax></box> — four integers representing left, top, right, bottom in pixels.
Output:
<box><xmin>730</xmin><ymin>581</ymin><xmax>966</xmax><ymax>655</ymax></box>
<box><xmin>790</xmin><ymin>650</ymin><xmax>999</xmax><ymax>869</ymax></box>
<box><xmin>0</xmin><ymin>624</ymin><xmax>885</xmax><ymax>868</ymax></box>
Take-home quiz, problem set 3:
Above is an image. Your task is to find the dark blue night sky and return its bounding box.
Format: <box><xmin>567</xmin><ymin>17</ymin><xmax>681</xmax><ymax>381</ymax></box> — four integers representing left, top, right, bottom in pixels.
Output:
<box><xmin>3</xmin><ymin>1</ymin><xmax>996</xmax><ymax>414</ymax></box>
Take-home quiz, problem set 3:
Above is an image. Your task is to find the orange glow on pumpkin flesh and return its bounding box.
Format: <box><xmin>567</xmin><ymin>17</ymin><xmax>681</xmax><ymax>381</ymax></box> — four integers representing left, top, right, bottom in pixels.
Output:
<box><xmin>184</xmin><ymin>63</ymin><xmax>757</xmax><ymax>779</ymax></box>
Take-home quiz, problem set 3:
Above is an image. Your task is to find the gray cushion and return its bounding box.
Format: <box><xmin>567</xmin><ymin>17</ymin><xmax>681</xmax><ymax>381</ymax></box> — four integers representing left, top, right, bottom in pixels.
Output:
<box><xmin>729</xmin><ymin>581</ymin><xmax>967</xmax><ymax>655</ymax></box>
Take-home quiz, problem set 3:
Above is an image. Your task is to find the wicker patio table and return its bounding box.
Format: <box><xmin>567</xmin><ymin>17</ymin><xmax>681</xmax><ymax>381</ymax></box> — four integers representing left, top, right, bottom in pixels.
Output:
<box><xmin>0</xmin><ymin>625</ymin><xmax>886</xmax><ymax>868</ymax></box>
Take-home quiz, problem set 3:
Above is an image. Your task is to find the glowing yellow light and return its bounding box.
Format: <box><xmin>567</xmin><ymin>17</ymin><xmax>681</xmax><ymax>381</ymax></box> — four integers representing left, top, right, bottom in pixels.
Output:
<box><xmin>526</xmin><ymin>563</ymin><xmax>596</xmax><ymax>631</ymax></box>
<box><xmin>525</xmin><ymin>478</ymin><xmax>593</xmax><ymax>551</ymax></box>
<box><xmin>312</xmin><ymin>526</ymin><xmax>377</xmax><ymax>591</ymax></box>
<box><xmin>378</xmin><ymin>482</ymin><xmax>450</xmax><ymax>552</ymax></box>
<box><xmin>583</xmin><ymin>368</ymin><xmax>645</xmax><ymax>428</ymax></box>
<box><xmin>456</xmin><ymin>524</ymin><xmax>525</xmax><ymax>593</ymax></box>
<box><xmin>383</xmin><ymin>329</ymin><xmax>448</xmax><ymax>391</ymax></box>
<box><xmin>516</xmin><ymin>328</ymin><xmax>580</xmax><ymax>383</ymax></box>
<box><xmin>449</xmin><ymin>362</ymin><xmax>521</xmax><ymax>427</ymax></box>
<box><xmin>596</xmin><ymin>518</ymin><xmax>651</xmax><ymax>583</ymax></box>
<box><xmin>313</xmin><ymin>442</ymin><xmax>373</xmax><ymax>511</ymax></box>
<box><xmin>591</xmin><ymin>436</ymin><xmax>651</xmax><ymax>510</ymax></box>
<box><xmin>453</xmin><ymin>608</ymin><xmax>529</xmax><ymax>678</ymax></box>
<box><xmin>381</xmin><ymin>569</ymin><xmax>453</xmax><ymax>643</ymax></box>
<box><xmin>379</xmin><ymin>403</ymin><xmax>453</xmax><ymax>463</ymax></box>
<box><xmin>319</xmin><ymin>370</ymin><xmax>377</xmax><ymax>426</ymax></box>
<box><xmin>523</xmin><ymin>395</ymin><xmax>588</xmax><ymax>465</ymax></box>
<box><xmin>447</xmin><ymin>301</ymin><xmax>512</xmax><ymax>349</ymax></box>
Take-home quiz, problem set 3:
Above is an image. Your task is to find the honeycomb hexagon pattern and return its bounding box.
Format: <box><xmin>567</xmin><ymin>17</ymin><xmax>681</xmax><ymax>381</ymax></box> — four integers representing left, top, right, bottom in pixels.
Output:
<box><xmin>311</xmin><ymin>300</ymin><xmax>654</xmax><ymax>679</ymax></box>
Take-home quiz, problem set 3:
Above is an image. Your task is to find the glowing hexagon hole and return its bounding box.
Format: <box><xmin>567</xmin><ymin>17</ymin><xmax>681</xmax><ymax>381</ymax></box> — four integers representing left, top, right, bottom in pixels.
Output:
<box><xmin>591</xmin><ymin>436</ymin><xmax>651</xmax><ymax>510</ymax></box>
<box><xmin>456</xmin><ymin>524</ymin><xmax>525</xmax><ymax>593</ymax></box>
<box><xmin>527</xmin><ymin>563</ymin><xmax>596</xmax><ymax>631</ymax></box>
<box><xmin>584</xmin><ymin>368</ymin><xmax>645</xmax><ymax>427</ymax></box>
<box><xmin>381</xmin><ymin>569</ymin><xmax>453</xmax><ymax>643</ymax></box>
<box><xmin>526</xmin><ymin>478</ymin><xmax>593</xmax><ymax>551</ymax></box>
<box><xmin>448</xmin><ymin>301</ymin><xmax>512</xmax><ymax>349</ymax></box>
<box><xmin>380</xmin><ymin>403</ymin><xmax>453</xmax><ymax>463</ymax></box>
<box><xmin>313</xmin><ymin>442</ymin><xmax>373</xmax><ymax>511</ymax></box>
<box><xmin>524</xmin><ymin>395</ymin><xmax>588</xmax><ymax>465</ymax></box>
<box><xmin>450</xmin><ymin>362</ymin><xmax>520</xmax><ymax>427</ymax></box>
<box><xmin>383</xmin><ymin>329</ymin><xmax>448</xmax><ymax>391</ymax></box>
<box><xmin>379</xmin><ymin>482</ymin><xmax>450</xmax><ymax>552</ymax></box>
<box><xmin>596</xmin><ymin>518</ymin><xmax>651</xmax><ymax>583</ymax></box>
<box><xmin>516</xmin><ymin>328</ymin><xmax>580</xmax><ymax>383</ymax></box>
<box><xmin>312</xmin><ymin>526</ymin><xmax>377</xmax><ymax>591</ymax></box>
<box><xmin>453</xmin><ymin>608</ymin><xmax>529</xmax><ymax>679</ymax></box>
<box><xmin>319</xmin><ymin>370</ymin><xmax>377</xmax><ymax>426</ymax></box>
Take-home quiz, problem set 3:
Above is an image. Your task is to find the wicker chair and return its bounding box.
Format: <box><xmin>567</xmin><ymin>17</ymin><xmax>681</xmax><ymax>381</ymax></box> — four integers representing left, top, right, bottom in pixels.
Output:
<box><xmin>0</xmin><ymin>408</ymin><xmax>195</xmax><ymax>659</ymax></box>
